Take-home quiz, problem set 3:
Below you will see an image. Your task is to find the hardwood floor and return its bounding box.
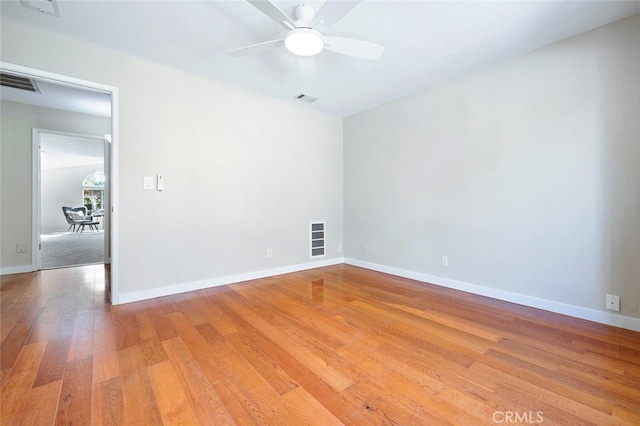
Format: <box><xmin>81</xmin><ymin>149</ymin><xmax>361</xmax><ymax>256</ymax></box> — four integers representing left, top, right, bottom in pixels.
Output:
<box><xmin>2</xmin><ymin>264</ymin><xmax>640</xmax><ymax>425</ymax></box>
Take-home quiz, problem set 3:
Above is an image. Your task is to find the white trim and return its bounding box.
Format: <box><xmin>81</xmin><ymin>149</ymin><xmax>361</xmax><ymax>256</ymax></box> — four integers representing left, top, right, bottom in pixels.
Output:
<box><xmin>0</xmin><ymin>62</ymin><xmax>116</xmax><ymax>94</ymax></box>
<box><xmin>0</xmin><ymin>265</ymin><xmax>34</xmax><ymax>275</ymax></box>
<box><xmin>102</xmin><ymin>135</ymin><xmax>111</xmax><ymax>265</ymax></box>
<box><xmin>31</xmin><ymin>129</ymin><xmax>40</xmax><ymax>272</ymax></box>
<box><xmin>109</xmin><ymin>91</ymin><xmax>119</xmax><ymax>304</ymax></box>
<box><xmin>344</xmin><ymin>258</ymin><xmax>640</xmax><ymax>333</ymax></box>
<box><xmin>118</xmin><ymin>257</ymin><xmax>344</xmax><ymax>305</ymax></box>
<box><xmin>1</xmin><ymin>61</ymin><xmax>120</xmax><ymax>305</ymax></box>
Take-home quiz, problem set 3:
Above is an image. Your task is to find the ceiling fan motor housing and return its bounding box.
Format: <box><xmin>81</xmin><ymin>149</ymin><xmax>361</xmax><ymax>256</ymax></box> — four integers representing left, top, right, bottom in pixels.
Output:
<box><xmin>286</xmin><ymin>4</ymin><xmax>324</xmax><ymax>56</ymax></box>
<box><xmin>293</xmin><ymin>4</ymin><xmax>316</xmax><ymax>27</ymax></box>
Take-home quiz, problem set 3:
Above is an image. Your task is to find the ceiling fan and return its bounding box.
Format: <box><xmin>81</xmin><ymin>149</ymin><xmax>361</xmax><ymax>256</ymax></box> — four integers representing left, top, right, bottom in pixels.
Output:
<box><xmin>229</xmin><ymin>0</ymin><xmax>385</xmax><ymax>77</ymax></box>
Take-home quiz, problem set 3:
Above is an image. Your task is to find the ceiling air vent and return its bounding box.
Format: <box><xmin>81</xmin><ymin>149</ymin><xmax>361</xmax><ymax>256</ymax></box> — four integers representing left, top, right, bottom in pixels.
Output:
<box><xmin>310</xmin><ymin>222</ymin><xmax>326</xmax><ymax>257</ymax></box>
<box><xmin>295</xmin><ymin>93</ymin><xmax>318</xmax><ymax>104</ymax></box>
<box><xmin>21</xmin><ymin>0</ymin><xmax>60</xmax><ymax>17</ymax></box>
<box><xmin>0</xmin><ymin>73</ymin><xmax>41</xmax><ymax>93</ymax></box>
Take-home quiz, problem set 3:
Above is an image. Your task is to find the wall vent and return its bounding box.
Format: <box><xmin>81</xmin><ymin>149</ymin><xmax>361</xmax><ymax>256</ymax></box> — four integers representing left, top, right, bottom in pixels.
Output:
<box><xmin>310</xmin><ymin>222</ymin><xmax>325</xmax><ymax>257</ymax></box>
<box><xmin>295</xmin><ymin>93</ymin><xmax>318</xmax><ymax>104</ymax></box>
<box><xmin>0</xmin><ymin>73</ymin><xmax>41</xmax><ymax>93</ymax></box>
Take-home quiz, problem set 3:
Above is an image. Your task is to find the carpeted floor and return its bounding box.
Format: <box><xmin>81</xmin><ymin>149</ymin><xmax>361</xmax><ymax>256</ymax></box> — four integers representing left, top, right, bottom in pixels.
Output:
<box><xmin>41</xmin><ymin>231</ymin><xmax>105</xmax><ymax>269</ymax></box>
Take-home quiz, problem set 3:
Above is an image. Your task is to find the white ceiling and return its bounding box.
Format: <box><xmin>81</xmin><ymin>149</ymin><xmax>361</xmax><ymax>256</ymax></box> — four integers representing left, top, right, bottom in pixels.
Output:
<box><xmin>1</xmin><ymin>0</ymin><xmax>639</xmax><ymax>117</ymax></box>
<box><xmin>40</xmin><ymin>134</ymin><xmax>104</xmax><ymax>170</ymax></box>
<box><xmin>0</xmin><ymin>78</ymin><xmax>112</xmax><ymax>117</ymax></box>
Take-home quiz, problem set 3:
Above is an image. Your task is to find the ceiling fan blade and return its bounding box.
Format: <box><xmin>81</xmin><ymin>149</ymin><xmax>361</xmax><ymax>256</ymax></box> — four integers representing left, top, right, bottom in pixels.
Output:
<box><xmin>299</xmin><ymin>56</ymin><xmax>316</xmax><ymax>81</ymax></box>
<box><xmin>247</xmin><ymin>0</ymin><xmax>297</xmax><ymax>30</ymax></box>
<box><xmin>323</xmin><ymin>36</ymin><xmax>385</xmax><ymax>60</ymax></box>
<box><xmin>228</xmin><ymin>39</ymin><xmax>283</xmax><ymax>56</ymax></box>
<box><xmin>309</xmin><ymin>0</ymin><xmax>361</xmax><ymax>31</ymax></box>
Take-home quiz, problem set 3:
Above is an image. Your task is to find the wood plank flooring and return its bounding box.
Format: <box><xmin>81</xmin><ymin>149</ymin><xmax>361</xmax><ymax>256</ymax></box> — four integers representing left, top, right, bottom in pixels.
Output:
<box><xmin>2</xmin><ymin>264</ymin><xmax>640</xmax><ymax>425</ymax></box>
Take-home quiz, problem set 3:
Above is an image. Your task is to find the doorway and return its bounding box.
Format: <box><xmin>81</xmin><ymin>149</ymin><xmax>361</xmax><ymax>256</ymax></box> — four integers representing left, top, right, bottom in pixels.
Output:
<box><xmin>0</xmin><ymin>61</ymin><xmax>120</xmax><ymax>304</ymax></box>
<box><xmin>36</xmin><ymin>130</ymin><xmax>109</xmax><ymax>269</ymax></box>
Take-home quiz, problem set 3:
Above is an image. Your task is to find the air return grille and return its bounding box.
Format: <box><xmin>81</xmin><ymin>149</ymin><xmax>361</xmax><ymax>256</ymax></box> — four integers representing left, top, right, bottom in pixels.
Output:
<box><xmin>0</xmin><ymin>73</ymin><xmax>40</xmax><ymax>93</ymax></box>
<box><xmin>310</xmin><ymin>222</ymin><xmax>325</xmax><ymax>257</ymax></box>
<box><xmin>295</xmin><ymin>93</ymin><xmax>318</xmax><ymax>104</ymax></box>
<box><xmin>21</xmin><ymin>0</ymin><xmax>60</xmax><ymax>17</ymax></box>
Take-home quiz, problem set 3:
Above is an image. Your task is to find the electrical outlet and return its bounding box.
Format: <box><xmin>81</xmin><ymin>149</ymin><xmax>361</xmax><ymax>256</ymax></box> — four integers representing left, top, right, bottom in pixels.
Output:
<box><xmin>360</xmin><ymin>244</ymin><xmax>367</xmax><ymax>251</ymax></box>
<box><xmin>338</xmin><ymin>243</ymin><xmax>342</xmax><ymax>252</ymax></box>
<box><xmin>606</xmin><ymin>294</ymin><xmax>620</xmax><ymax>312</ymax></box>
<box><xmin>441</xmin><ymin>256</ymin><xmax>449</xmax><ymax>267</ymax></box>
<box><xmin>267</xmin><ymin>249</ymin><xmax>272</xmax><ymax>258</ymax></box>
<box><xmin>16</xmin><ymin>243</ymin><xmax>27</xmax><ymax>253</ymax></box>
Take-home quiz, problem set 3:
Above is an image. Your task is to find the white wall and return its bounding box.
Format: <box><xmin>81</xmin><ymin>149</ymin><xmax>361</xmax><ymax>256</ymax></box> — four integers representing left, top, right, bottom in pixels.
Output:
<box><xmin>0</xmin><ymin>100</ymin><xmax>111</xmax><ymax>269</ymax></box>
<box><xmin>41</xmin><ymin>164</ymin><xmax>103</xmax><ymax>232</ymax></box>
<box><xmin>345</xmin><ymin>14</ymin><xmax>640</xmax><ymax>322</ymax></box>
<box><xmin>1</xmin><ymin>18</ymin><xmax>344</xmax><ymax>297</ymax></box>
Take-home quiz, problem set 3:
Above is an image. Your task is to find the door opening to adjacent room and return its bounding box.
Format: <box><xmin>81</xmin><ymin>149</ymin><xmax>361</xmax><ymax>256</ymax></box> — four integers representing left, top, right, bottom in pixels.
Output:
<box><xmin>1</xmin><ymin>61</ymin><xmax>120</xmax><ymax>304</ymax></box>
<box><xmin>37</xmin><ymin>131</ymin><xmax>109</xmax><ymax>269</ymax></box>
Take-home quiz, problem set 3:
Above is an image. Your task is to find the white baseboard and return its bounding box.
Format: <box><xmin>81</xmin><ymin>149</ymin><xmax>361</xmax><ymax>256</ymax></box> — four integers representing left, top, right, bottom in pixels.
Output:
<box><xmin>116</xmin><ymin>257</ymin><xmax>344</xmax><ymax>305</ymax></box>
<box><xmin>0</xmin><ymin>265</ymin><xmax>35</xmax><ymax>275</ymax></box>
<box><xmin>344</xmin><ymin>258</ymin><xmax>640</xmax><ymax>333</ymax></box>
<box><xmin>8</xmin><ymin>254</ymin><xmax>638</xmax><ymax>333</ymax></box>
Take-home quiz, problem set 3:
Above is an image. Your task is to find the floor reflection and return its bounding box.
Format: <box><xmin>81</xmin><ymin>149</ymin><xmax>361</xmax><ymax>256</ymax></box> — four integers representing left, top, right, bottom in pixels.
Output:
<box><xmin>311</xmin><ymin>279</ymin><xmax>325</xmax><ymax>303</ymax></box>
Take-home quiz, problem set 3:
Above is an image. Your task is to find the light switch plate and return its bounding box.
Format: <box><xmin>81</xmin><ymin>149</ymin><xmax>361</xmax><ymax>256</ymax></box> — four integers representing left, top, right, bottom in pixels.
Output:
<box><xmin>143</xmin><ymin>176</ymin><xmax>154</xmax><ymax>190</ymax></box>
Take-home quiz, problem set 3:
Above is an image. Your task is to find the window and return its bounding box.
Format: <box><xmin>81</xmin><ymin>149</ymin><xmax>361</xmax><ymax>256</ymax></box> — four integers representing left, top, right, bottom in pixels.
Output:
<box><xmin>82</xmin><ymin>171</ymin><xmax>104</xmax><ymax>215</ymax></box>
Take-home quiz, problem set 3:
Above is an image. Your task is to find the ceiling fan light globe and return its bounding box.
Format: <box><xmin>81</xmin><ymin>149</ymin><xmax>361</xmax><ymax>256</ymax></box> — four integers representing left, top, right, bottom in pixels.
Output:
<box><xmin>285</xmin><ymin>29</ymin><xmax>324</xmax><ymax>57</ymax></box>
